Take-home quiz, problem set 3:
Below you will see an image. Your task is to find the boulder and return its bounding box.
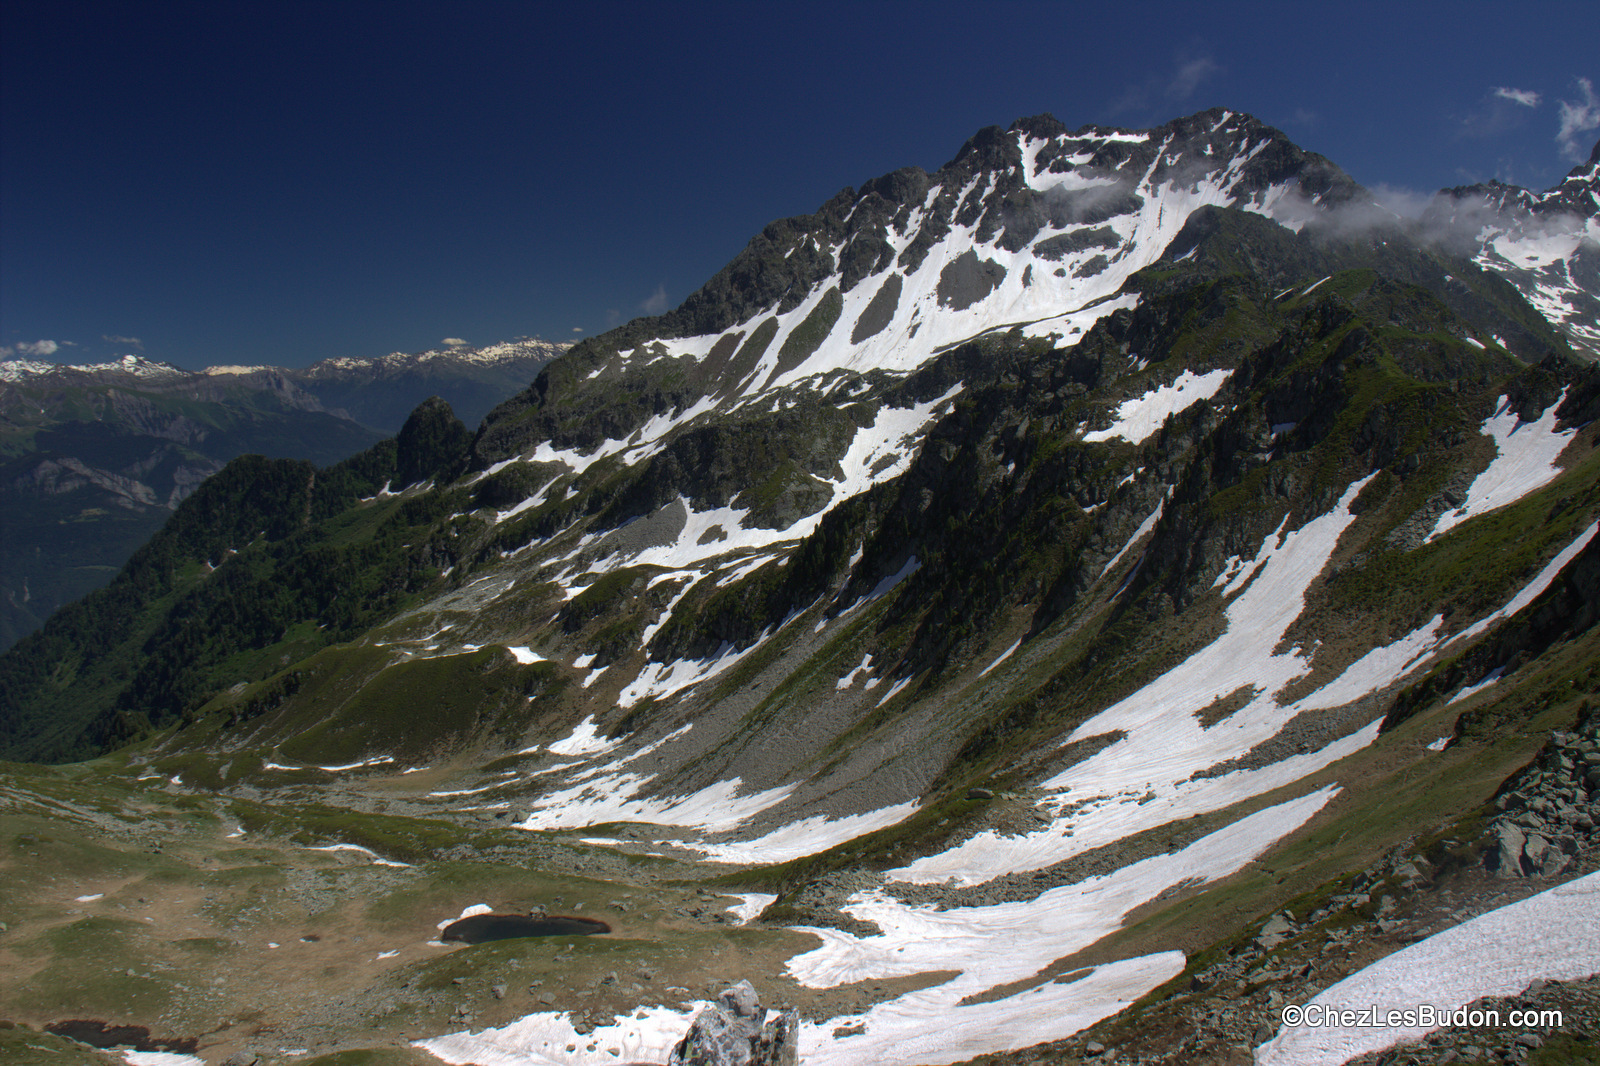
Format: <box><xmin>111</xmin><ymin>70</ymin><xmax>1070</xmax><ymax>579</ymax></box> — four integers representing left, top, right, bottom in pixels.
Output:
<box><xmin>1491</xmin><ymin>822</ymin><xmax>1526</xmax><ymax>878</ymax></box>
<box><xmin>1255</xmin><ymin>912</ymin><xmax>1294</xmax><ymax>949</ymax></box>
<box><xmin>1522</xmin><ymin>831</ymin><xmax>1549</xmax><ymax>872</ymax></box>
<box><xmin>669</xmin><ymin>980</ymin><xmax>800</xmax><ymax>1066</ymax></box>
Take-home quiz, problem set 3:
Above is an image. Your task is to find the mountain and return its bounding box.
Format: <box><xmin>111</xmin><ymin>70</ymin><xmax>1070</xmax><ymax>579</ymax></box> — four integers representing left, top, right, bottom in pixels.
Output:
<box><xmin>0</xmin><ymin>340</ymin><xmax>563</xmax><ymax>649</ymax></box>
<box><xmin>1</xmin><ymin>111</ymin><xmax>1597</xmax><ymax>1066</ymax></box>
<box><xmin>203</xmin><ymin>338</ymin><xmax>569</xmax><ymax>434</ymax></box>
<box><xmin>1422</xmin><ymin>141</ymin><xmax>1600</xmax><ymax>358</ymax></box>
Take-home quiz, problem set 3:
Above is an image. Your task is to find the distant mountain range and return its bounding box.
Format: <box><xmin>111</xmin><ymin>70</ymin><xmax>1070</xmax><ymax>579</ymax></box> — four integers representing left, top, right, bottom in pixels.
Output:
<box><xmin>0</xmin><ymin>339</ymin><xmax>564</xmax><ymax>647</ymax></box>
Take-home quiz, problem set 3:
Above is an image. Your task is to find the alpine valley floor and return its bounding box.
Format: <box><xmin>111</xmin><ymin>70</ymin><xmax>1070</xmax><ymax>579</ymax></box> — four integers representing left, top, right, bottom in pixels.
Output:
<box><xmin>2</xmin><ymin>597</ymin><xmax>1598</xmax><ymax>1066</ymax></box>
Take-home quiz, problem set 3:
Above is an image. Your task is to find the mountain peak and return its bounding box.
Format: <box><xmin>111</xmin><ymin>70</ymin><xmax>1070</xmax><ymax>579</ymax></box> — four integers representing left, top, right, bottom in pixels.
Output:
<box><xmin>1423</xmin><ymin>144</ymin><xmax>1600</xmax><ymax>357</ymax></box>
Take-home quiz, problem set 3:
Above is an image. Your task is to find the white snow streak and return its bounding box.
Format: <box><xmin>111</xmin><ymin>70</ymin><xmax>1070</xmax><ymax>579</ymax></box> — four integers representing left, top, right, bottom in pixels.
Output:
<box><xmin>679</xmin><ymin>800</ymin><xmax>921</xmax><ymax>865</ymax></box>
<box><xmin>793</xmin><ymin>789</ymin><xmax>1338</xmax><ymax>1066</ymax></box>
<box><xmin>725</xmin><ymin>893</ymin><xmax>779</xmax><ymax>924</ymax></box>
<box><xmin>1428</xmin><ymin>391</ymin><xmax>1575</xmax><ymax>542</ymax></box>
<box><xmin>978</xmin><ymin>639</ymin><xmax>1022</xmax><ymax>678</ymax></box>
<box><xmin>1083</xmin><ymin>370</ymin><xmax>1231</xmax><ymax>445</ymax></box>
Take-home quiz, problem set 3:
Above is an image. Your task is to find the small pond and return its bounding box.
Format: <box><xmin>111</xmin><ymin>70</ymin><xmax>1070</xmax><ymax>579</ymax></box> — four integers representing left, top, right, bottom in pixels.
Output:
<box><xmin>45</xmin><ymin>1019</ymin><xmax>197</xmax><ymax>1053</ymax></box>
<box><xmin>440</xmin><ymin>913</ymin><xmax>612</xmax><ymax>944</ymax></box>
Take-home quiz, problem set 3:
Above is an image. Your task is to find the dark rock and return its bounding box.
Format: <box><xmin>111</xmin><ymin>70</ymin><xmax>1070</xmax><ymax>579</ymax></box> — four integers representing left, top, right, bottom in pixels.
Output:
<box><xmin>936</xmin><ymin>250</ymin><xmax>1006</xmax><ymax>310</ymax></box>
<box><xmin>851</xmin><ymin>273</ymin><xmax>903</xmax><ymax>344</ymax></box>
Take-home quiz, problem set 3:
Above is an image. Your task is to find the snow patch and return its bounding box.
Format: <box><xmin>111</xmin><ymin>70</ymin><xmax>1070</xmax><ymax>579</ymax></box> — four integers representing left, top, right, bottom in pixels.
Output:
<box><xmin>418</xmin><ymin>1003</ymin><xmax>707</xmax><ymax>1066</ymax></box>
<box><xmin>726</xmin><ymin>893</ymin><xmax>779</xmax><ymax>924</ymax></box>
<box><xmin>979</xmin><ymin>639</ymin><xmax>1022</xmax><ymax>678</ymax></box>
<box><xmin>307</xmin><ymin>843</ymin><xmax>412</xmax><ymax>868</ymax></box>
<box><xmin>1100</xmin><ymin>489</ymin><xmax>1170</xmax><ymax>578</ymax></box>
<box><xmin>792</xmin><ymin>790</ymin><xmax>1337</xmax><ymax>1066</ymax></box>
<box><xmin>1256</xmin><ymin>871</ymin><xmax>1600</xmax><ymax>1066</ymax></box>
<box><xmin>436</xmin><ymin>903</ymin><xmax>494</xmax><ymax>931</ymax></box>
<box><xmin>1428</xmin><ymin>391</ymin><xmax>1575</xmax><ymax>542</ymax></box>
<box><xmin>518</xmin><ymin>774</ymin><xmax>794</xmax><ymax>834</ymax></box>
<box><xmin>545</xmin><ymin>715</ymin><xmax>624</xmax><ymax>758</ymax></box>
<box><xmin>1083</xmin><ymin>370</ymin><xmax>1231</xmax><ymax>445</ymax></box>
<box><xmin>681</xmin><ymin>800</ymin><xmax>922</xmax><ymax>865</ymax></box>
<box><xmin>837</xmin><ymin>653</ymin><xmax>874</xmax><ymax>689</ymax></box>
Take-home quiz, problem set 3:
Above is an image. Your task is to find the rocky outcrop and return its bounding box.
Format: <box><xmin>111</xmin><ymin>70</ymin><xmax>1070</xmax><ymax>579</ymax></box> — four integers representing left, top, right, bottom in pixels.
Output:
<box><xmin>394</xmin><ymin>396</ymin><xmax>470</xmax><ymax>489</ymax></box>
<box><xmin>668</xmin><ymin>981</ymin><xmax>800</xmax><ymax>1066</ymax></box>
<box><xmin>1483</xmin><ymin>716</ymin><xmax>1600</xmax><ymax>878</ymax></box>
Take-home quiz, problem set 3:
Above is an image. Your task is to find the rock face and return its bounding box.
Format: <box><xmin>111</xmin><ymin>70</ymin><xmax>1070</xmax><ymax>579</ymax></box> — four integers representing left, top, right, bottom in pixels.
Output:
<box><xmin>668</xmin><ymin>981</ymin><xmax>800</xmax><ymax>1066</ymax></box>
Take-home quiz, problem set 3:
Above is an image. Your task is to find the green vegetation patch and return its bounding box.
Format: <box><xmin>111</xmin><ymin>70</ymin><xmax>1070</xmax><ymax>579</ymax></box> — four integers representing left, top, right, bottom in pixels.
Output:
<box><xmin>1326</xmin><ymin>450</ymin><xmax>1600</xmax><ymax>625</ymax></box>
<box><xmin>226</xmin><ymin>800</ymin><xmax>520</xmax><ymax>866</ymax></box>
<box><xmin>0</xmin><ymin>1024</ymin><xmax>121</xmax><ymax>1065</ymax></box>
<box><xmin>227</xmin><ymin>645</ymin><xmax>554</xmax><ymax>766</ymax></box>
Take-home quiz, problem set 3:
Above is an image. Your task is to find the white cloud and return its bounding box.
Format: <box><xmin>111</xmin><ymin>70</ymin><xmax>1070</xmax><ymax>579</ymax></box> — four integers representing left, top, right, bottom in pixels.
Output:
<box><xmin>442</xmin><ymin>337</ymin><xmax>469</xmax><ymax>347</ymax></box>
<box><xmin>1</xmin><ymin>339</ymin><xmax>61</xmax><ymax>358</ymax></box>
<box><xmin>1493</xmin><ymin>87</ymin><xmax>1541</xmax><ymax>108</ymax></box>
<box><xmin>1557</xmin><ymin>77</ymin><xmax>1600</xmax><ymax>161</ymax></box>
<box><xmin>639</xmin><ymin>284</ymin><xmax>669</xmax><ymax>316</ymax></box>
<box><xmin>1370</xmin><ymin>183</ymin><xmax>1435</xmax><ymax>219</ymax></box>
<box><xmin>102</xmin><ymin>334</ymin><xmax>142</xmax><ymax>349</ymax></box>
<box><xmin>571</xmin><ymin>326</ymin><xmax>585</xmax><ymax>333</ymax></box>
<box><xmin>1111</xmin><ymin>51</ymin><xmax>1221</xmax><ymax>115</ymax></box>
<box><xmin>1166</xmin><ymin>56</ymin><xmax>1220</xmax><ymax>102</ymax></box>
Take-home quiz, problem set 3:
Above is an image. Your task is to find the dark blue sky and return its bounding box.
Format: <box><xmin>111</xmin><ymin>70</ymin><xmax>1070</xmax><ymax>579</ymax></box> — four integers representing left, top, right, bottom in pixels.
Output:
<box><xmin>4</xmin><ymin>0</ymin><xmax>1597</xmax><ymax>370</ymax></box>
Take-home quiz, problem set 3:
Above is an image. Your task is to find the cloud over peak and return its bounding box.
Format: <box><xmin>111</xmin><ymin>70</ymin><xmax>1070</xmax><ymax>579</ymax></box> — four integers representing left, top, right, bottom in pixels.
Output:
<box><xmin>1557</xmin><ymin>77</ymin><xmax>1600</xmax><ymax>161</ymax></box>
<box><xmin>1110</xmin><ymin>50</ymin><xmax>1221</xmax><ymax>116</ymax></box>
<box><xmin>1167</xmin><ymin>56</ymin><xmax>1220</xmax><ymax>102</ymax></box>
<box><xmin>639</xmin><ymin>284</ymin><xmax>669</xmax><ymax>316</ymax></box>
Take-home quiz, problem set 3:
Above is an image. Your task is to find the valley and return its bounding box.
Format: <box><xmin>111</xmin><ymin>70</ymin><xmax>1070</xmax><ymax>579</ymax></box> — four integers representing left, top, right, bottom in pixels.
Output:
<box><xmin>2</xmin><ymin>109</ymin><xmax>1598</xmax><ymax>1066</ymax></box>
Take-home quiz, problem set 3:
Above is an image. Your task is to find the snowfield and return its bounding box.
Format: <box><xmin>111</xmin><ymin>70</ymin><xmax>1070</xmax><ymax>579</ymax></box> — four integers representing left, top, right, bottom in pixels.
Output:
<box><xmin>412</xmin><ymin>453</ymin><xmax>1597</xmax><ymax>1066</ymax></box>
<box><xmin>1256</xmin><ymin>871</ymin><xmax>1600</xmax><ymax>1066</ymax></box>
<box><xmin>1083</xmin><ymin>369</ymin><xmax>1232</xmax><ymax>444</ymax></box>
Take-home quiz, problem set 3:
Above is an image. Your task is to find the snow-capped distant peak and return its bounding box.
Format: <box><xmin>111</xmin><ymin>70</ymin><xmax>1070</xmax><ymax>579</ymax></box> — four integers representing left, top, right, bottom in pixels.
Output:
<box><xmin>0</xmin><ymin>353</ymin><xmax>188</xmax><ymax>382</ymax></box>
<box><xmin>0</xmin><ymin>359</ymin><xmax>60</xmax><ymax>383</ymax></box>
<box><xmin>300</xmin><ymin>338</ymin><xmax>570</xmax><ymax>378</ymax></box>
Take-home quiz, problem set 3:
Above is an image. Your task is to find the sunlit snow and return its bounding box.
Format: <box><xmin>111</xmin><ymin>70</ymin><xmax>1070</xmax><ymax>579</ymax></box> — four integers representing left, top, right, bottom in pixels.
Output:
<box><xmin>1083</xmin><ymin>370</ymin><xmax>1231</xmax><ymax>444</ymax></box>
<box><xmin>1257</xmin><ymin>871</ymin><xmax>1600</xmax><ymax>1066</ymax></box>
<box><xmin>792</xmin><ymin>790</ymin><xmax>1337</xmax><ymax>1065</ymax></box>
<box><xmin>1428</xmin><ymin>391</ymin><xmax>1575</xmax><ymax>541</ymax></box>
